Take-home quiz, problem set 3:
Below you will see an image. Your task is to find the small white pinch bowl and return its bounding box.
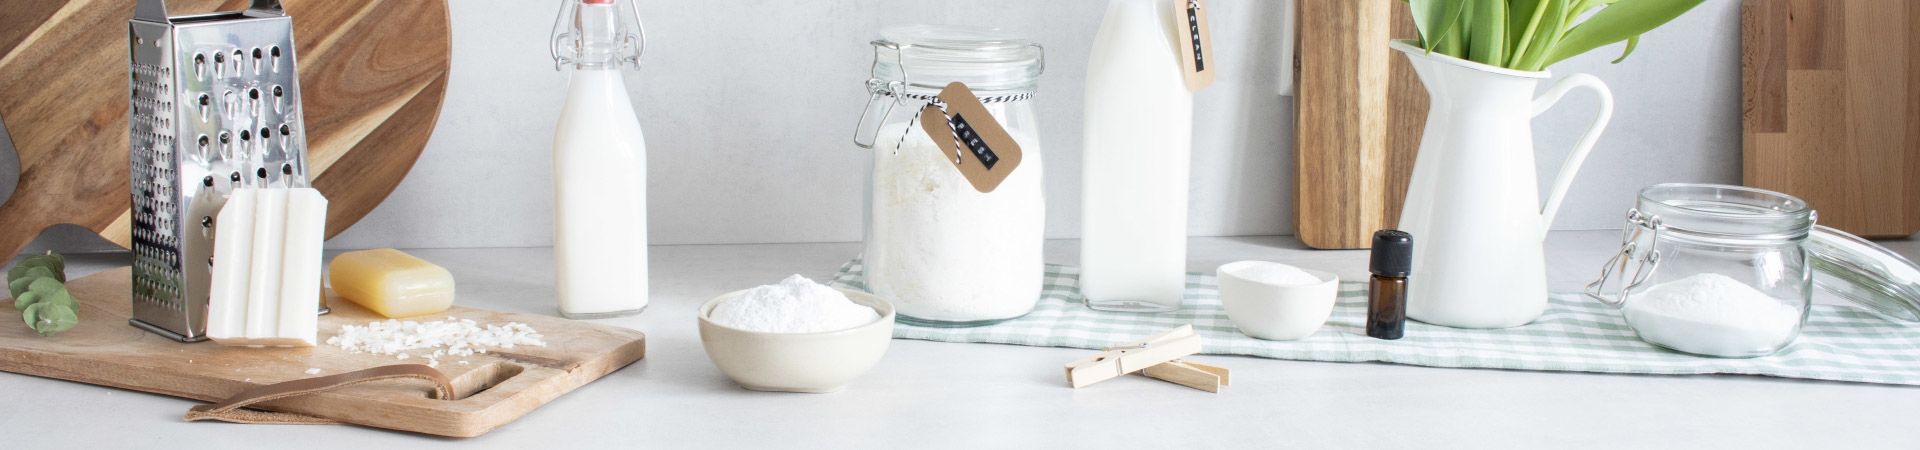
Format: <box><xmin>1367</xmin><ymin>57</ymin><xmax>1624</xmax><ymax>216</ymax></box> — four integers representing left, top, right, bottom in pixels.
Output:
<box><xmin>697</xmin><ymin>288</ymin><xmax>895</xmax><ymax>393</ymax></box>
<box><xmin>1216</xmin><ymin>261</ymin><xmax>1341</xmax><ymax>341</ymax></box>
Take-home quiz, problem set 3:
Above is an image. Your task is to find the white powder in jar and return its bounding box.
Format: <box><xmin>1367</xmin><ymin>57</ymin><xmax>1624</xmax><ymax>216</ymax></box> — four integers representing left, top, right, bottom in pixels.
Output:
<box><xmin>709</xmin><ymin>275</ymin><xmax>879</xmax><ymax>333</ymax></box>
<box><xmin>1226</xmin><ymin>262</ymin><xmax>1322</xmax><ymax>286</ymax></box>
<box><xmin>865</xmin><ymin>122</ymin><xmax>1045</xmax><ymax>323</ymax></box>
<box><xmin>1621</xmin><ymin>273</ymin><xmax>1804</xmax><ymax>357</ymax></box>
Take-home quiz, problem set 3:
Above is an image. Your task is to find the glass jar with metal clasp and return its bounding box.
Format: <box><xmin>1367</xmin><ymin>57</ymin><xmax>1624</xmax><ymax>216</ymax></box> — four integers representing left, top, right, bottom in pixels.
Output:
<box><xmin>851</xmin><ymin>25</ymin><xmax>1047</xmax><ymax>327</ymax></box>
<box><xmin>1587</xmin><ymin>183</ymin><xmax>1920</xmax><ymax>357</ymax></box>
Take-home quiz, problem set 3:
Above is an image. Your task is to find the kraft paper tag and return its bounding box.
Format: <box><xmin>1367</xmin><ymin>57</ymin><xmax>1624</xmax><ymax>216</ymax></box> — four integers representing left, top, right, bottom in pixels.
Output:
<box><xmin>919</xmin><ymin>82</ymin><xmax>1023</xmax><ymax>193</ymax></box>
<box><xmin>1175</xmin><ymin>0</ymin><xmax>1215</xmax><ymax>92</ymax></box>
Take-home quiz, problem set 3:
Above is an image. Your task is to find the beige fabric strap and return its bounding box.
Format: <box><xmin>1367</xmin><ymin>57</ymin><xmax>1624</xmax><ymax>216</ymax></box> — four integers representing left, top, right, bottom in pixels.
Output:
<box><xmin>185</xmin><ymin>364</ymin><xmax>454</xmax><ymax>425</ymax></box>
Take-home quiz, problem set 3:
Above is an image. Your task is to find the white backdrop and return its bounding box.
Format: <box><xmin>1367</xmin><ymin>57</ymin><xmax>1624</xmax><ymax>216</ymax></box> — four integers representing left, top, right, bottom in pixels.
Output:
<box><xmin>1</xmin><ymin>0</ymin><xmax>1744</xmax><ymax>252</ymax></box>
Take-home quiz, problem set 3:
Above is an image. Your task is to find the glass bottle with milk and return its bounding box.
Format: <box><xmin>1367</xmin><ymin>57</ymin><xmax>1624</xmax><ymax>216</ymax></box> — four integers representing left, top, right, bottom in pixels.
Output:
<box><xmin>1080</xmin><ymin>0</ymin><xmax>1196</xmax><ymax>312</ymax></box>
<box><xmin>549</xmin><ymin>0</ymin><xmax>649</xmax><ymax>318</ymax></box>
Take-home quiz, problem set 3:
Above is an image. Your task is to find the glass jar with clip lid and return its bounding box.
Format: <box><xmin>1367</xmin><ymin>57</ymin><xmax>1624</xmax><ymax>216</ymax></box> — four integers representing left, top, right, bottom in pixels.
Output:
<box><xmin>1587</xmin><ymin>183</ymin><xmax>1920</xmax><ymax>357</ymax></box>
<box><xmin>852</xmin><ymin>25</ymin><xmax>1046</xmax><ymax>327</ymax></box>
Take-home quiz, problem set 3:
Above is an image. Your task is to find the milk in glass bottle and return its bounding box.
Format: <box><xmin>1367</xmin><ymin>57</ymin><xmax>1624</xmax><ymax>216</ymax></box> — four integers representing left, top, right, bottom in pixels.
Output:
<box><xmin>1080</xmin><ymin>0</ymin><xmax>1196</xmax><ymax>312</ymax></box>
<box><xmin>550</xmin><ymin>0</ymin><xmax>649</xmax><ymax>318</ymax></box>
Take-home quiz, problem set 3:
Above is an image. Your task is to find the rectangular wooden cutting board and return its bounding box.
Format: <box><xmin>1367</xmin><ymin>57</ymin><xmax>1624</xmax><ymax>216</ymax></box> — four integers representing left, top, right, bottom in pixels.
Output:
<box><xmin>1295</xmin><ymin>0</ymin><xmax>1426</xmax><ymax>249</ymax></box>
<box><xmin>1742</xmin><ymin>0</ymin><xmax>1920</xmax><ymax>237</ymax></box>
<box><xmin>0</xmin><ymin>267</ymin><xmax>646</xmax><ymax>437</ymax></box>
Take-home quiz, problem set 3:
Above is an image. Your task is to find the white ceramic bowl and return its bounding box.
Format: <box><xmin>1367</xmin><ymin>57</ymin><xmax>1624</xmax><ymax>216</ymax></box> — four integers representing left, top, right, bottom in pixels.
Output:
<box><xmin>697</xmin><ymin>288</ymin><xmax>895</xmax><ymax>393</ymax></box>
<box><xmin>1216</xmin><ymin>262</ymin><xmax>1341</xmax><ymax>341</ymax></box>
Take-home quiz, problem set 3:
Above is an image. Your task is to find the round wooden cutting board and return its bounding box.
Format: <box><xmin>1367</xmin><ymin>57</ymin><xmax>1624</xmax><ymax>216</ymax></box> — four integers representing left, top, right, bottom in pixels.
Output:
<box><xmin>0</xmin><ymin>0</ymin><xmax>451</xmax><ymax>256</ymax></box>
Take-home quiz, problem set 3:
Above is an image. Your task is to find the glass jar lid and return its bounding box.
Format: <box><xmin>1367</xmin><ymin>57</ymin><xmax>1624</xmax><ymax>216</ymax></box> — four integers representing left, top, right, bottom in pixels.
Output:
<box><xmin>1808</xmin><ymin>226</ymin><xmax>1920</xmax><ymax>322</ymax></box>
<box><xmin>1636</xmin><ymin>183</ymin><xmax>1816</xmax><ymax>240</ymax></box>
<box><xmin>870</xmin><ymin>25</ymin><xmax>1044</xmax><ymax>91</ymax></box>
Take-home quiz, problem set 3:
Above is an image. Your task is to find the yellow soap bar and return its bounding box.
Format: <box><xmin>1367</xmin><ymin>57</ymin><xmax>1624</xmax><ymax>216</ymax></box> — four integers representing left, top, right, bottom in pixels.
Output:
<box><xmin>328</xmin><ymin>249</ymin><xmax>455</xmax><ymax>318</ymax></box>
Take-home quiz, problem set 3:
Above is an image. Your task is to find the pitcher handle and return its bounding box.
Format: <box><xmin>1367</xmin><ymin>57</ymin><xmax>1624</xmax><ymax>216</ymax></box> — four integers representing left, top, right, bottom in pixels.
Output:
<box><xmin>1531</xmin><ymin>73</ymin><xmax>1613</xmax><ymax>230</ymax></box>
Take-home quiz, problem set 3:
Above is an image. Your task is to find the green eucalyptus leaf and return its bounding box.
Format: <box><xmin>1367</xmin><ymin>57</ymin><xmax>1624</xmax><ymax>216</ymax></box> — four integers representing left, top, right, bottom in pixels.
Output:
<box><xmin>7</xmin><ymin>262</ymin><xmax>29</xmax><ymax>283</ymax></box>
<box><xmin>12</xmin><ymin>255</ymin><xmax>65</xmax><ymax>283</ymax></box>
<box><xmin>33</xmin><ymin>302</ymin><xmax>77</xmax><ymax>336</ymax></box>
<box><xmin>8</xmin><ymin>275</ymin><xmax>34</xmax><ymax>299</ymax></box>
<box><xmin>26</xmin><ymin>276</ymin><xmax>63</xmax><ymax>298</ymax></box>
<box><xmin>22</xmin><ymin>301</ymin><xmax>41</xmax><ymax>329</ymax></box>
<box><xmin>14</xmin><ymin>290</ymin><xmax>42</xmax><ymax>311</ymax></box>
<box><xmin>1540</xmin><ymin>0</ymin><xmax>1705</xmax><ymax>68</ymax></box>
<box><xmin>1411</xmin><ymin>0</ymin><xmax>1470</xmax><ymax>54</ymax></box>
<box><xmin>45</xmin><ymin>288</ymin><xmax>76</xmax><ymax>310</ymax></box>
<box><xmin>15</xmin><ymin>266</ymin><xmax>54</xmax><ymax>285</ymax></box>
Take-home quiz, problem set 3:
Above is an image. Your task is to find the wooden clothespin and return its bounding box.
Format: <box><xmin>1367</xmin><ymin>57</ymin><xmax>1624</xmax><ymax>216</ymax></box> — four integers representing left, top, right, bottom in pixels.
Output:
<box><xmin>1064</xmin><ymin>325</ymin><xmax>1229</xmax><ymax>393</ymax></box>
<box><xmin>1143</xmin><ymin>359</ymin><xmax>1231</xmax><ymax>393</ymax></box>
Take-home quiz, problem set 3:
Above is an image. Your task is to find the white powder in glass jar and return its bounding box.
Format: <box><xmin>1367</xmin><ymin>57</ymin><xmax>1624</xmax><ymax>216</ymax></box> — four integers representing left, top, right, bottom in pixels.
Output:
<box><xmin>709</xmin><ymin>275</ymin><xmax>879</xmax><ymax>333</ymax></box>
<box><xmin>865</xmin><ymin>123</ymin><xmax>1045</xmax><ymax>323</ymax></box>
<box><xmin>1621</xmin><ymin>273</ymin><xmax>1804</xmax><ymax>357</ymax></box>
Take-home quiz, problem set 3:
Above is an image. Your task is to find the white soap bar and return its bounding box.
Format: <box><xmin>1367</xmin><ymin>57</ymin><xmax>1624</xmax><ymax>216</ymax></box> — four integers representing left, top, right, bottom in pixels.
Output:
<box><xmin>208</xmin><ymin>187</ymin><xmax>328</xmax><ymax>347</ymax></box>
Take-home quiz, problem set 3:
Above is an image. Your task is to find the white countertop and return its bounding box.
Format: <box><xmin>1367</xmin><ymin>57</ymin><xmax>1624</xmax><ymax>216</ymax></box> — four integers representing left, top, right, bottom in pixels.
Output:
<box><xmin>6</xmin><ymin>231</ymin><xmax>1919</xmax><ymax>448</ymax></box>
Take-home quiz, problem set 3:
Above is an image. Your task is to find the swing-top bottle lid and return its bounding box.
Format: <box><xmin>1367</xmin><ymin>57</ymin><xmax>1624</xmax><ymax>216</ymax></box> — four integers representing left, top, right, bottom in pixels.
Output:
<box><xmin>551</xmin><ymin>0</ymin><xmax>646</xmax><ymax>71</ymax></box>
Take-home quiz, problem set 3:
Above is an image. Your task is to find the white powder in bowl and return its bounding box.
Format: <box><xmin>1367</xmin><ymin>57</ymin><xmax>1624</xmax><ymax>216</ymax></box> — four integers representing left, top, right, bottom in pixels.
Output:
<box><xmin>710</xmin><ymin>275</ymin><xmax>880</xmax><ymax>333</ymax></box>
<box><xmin>1621</xmin><ymin>273</ymin><xmax>1804</xmax><ymax>357</ymax></box>
<box><xmin>1227</xmin><ymin>262</ymin><xmax>1322</xmax><ymax>286</ymax></box>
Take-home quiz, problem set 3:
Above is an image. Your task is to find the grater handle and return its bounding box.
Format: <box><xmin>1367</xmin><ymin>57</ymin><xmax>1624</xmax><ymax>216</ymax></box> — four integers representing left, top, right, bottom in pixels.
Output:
<box><xmin>246</xmin><ymin>0</ymin><xmax>286</xmax><ymax>16</ymax></box>
<box><xmin>134</xmin><ymin>0</ymin><xmax>170</xmax><ymax>23</ymax></box>
<box><xmin>136</xmin><ymin>0</ymin><xmax>285</xmax><ymax>20</ymax></box>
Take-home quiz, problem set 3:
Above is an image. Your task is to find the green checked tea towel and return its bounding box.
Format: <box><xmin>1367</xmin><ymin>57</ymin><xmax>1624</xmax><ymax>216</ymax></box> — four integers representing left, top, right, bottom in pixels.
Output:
<box><xmin>829</xmin><ymin>260</ymin><xmax>1920</xmax><ymax>386</ymax></box>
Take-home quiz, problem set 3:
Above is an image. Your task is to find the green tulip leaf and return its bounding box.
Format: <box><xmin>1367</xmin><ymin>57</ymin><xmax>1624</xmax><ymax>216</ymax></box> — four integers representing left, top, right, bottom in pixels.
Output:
<box><xmin>1408</xmin><ymin>0</ymin><xmax>1697</xmax><ymax>70</ymax></box>
<box><xmin>1610</xmin><ymin>35</ymin><xmax>1641</xmax><ymax>64</ymax></box>
<box><xmin>1540</xmin><ymin>0</ymin><xmax>1704</xmax><ymax>68</ymax></box>
<box><xmin>1411</xmin><ymin>0</ymin><xmax>1470</xmax><ymax>52</ymax></box>
<box><xmin>1466</xmin><ymin>0</ymin><xmax>1509</xmax><ymax>65</ymax></box>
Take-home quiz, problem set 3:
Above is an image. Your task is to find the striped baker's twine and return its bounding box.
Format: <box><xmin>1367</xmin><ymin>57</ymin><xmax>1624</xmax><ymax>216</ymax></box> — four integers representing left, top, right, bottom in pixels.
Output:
<box><xmin>878</xmin><ymin>90</ymin><xmax>1033</xmax><ymax>164</ymax></box>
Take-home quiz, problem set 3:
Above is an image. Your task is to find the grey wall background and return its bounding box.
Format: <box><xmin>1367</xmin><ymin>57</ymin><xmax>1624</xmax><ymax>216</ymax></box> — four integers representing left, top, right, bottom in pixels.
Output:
<box><xmin>1</xmin><ymin>0</ymin><xmax>1743</xmax><ymax>253</ymax></box>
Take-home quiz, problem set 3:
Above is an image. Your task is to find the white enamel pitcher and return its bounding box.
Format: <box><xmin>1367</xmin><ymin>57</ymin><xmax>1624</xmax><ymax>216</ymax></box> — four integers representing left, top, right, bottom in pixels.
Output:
<box><xmin>1391</xmin><ymin>41</ymin><xmax>1614</xmax><ymax>329</ymax></box>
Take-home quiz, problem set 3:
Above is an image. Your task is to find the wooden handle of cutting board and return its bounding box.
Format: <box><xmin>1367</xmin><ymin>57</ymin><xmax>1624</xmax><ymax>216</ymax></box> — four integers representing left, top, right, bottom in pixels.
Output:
<box><xmin>186</xmin><ymin>364</ymin><xmax>455</xmax><ymax>425</ymax></box>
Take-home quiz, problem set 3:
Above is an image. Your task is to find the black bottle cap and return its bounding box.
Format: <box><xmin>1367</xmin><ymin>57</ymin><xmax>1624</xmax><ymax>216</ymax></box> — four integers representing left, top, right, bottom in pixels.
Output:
<box><xmin>1370</xmin><ymin>230</ymin><xmax>1413</xmax><ymax>277</ymax></box>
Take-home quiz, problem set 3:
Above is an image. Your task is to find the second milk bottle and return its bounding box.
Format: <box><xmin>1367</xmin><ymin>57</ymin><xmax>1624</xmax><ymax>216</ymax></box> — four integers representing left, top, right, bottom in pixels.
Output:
<box><xmin>550</xmin><ymin>0</ymin><xmax>649</xmax><ymax>318</ymax></box>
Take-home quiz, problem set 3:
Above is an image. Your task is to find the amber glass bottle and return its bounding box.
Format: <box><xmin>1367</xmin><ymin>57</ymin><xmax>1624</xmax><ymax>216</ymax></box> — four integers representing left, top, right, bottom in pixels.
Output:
<box><xmin>1367</xmin><ymin>230</ymin><xmax>1412</xmax><ymax>340</ymax></box>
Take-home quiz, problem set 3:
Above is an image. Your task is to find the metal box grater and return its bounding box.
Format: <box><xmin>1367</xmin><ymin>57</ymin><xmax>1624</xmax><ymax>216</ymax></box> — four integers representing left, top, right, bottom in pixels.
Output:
<box><xmin>128</xmin><ymin>0</ymin><xmax>314</xmax><ymax>342</ymax></box>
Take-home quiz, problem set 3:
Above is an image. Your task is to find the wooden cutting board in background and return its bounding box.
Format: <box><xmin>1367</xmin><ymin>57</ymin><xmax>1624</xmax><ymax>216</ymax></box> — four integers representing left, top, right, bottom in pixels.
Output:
<box><xmin>0</xmin><ymin>267</ymin><xmax>647</xmax><ymax>437</ymax></box>
<box><xmin>1295</xmin><ymin>0</ymin><xmax>1426</xmax><ymax>249</ymax></box>
<box><xmin>1743</xmin><ymin>0</ymin><xmax>1920</xmax><ymax>238</ymax></box>
<box><xmin>0</xmin><ymin>0</ymin><xmax>451</xmax><ymax>257</ymax></box>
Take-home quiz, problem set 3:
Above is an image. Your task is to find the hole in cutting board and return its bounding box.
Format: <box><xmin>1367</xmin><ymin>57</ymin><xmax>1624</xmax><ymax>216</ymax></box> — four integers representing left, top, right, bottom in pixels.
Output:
<box><xmin>446</xmin><ymin>361</ymin><xmax>525</xmax><ymax>400</ymax></box>
<box><xmin>0</xmin><ymin>116</ymin><xmax>17</xmax><ymax>205</ymax></box>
